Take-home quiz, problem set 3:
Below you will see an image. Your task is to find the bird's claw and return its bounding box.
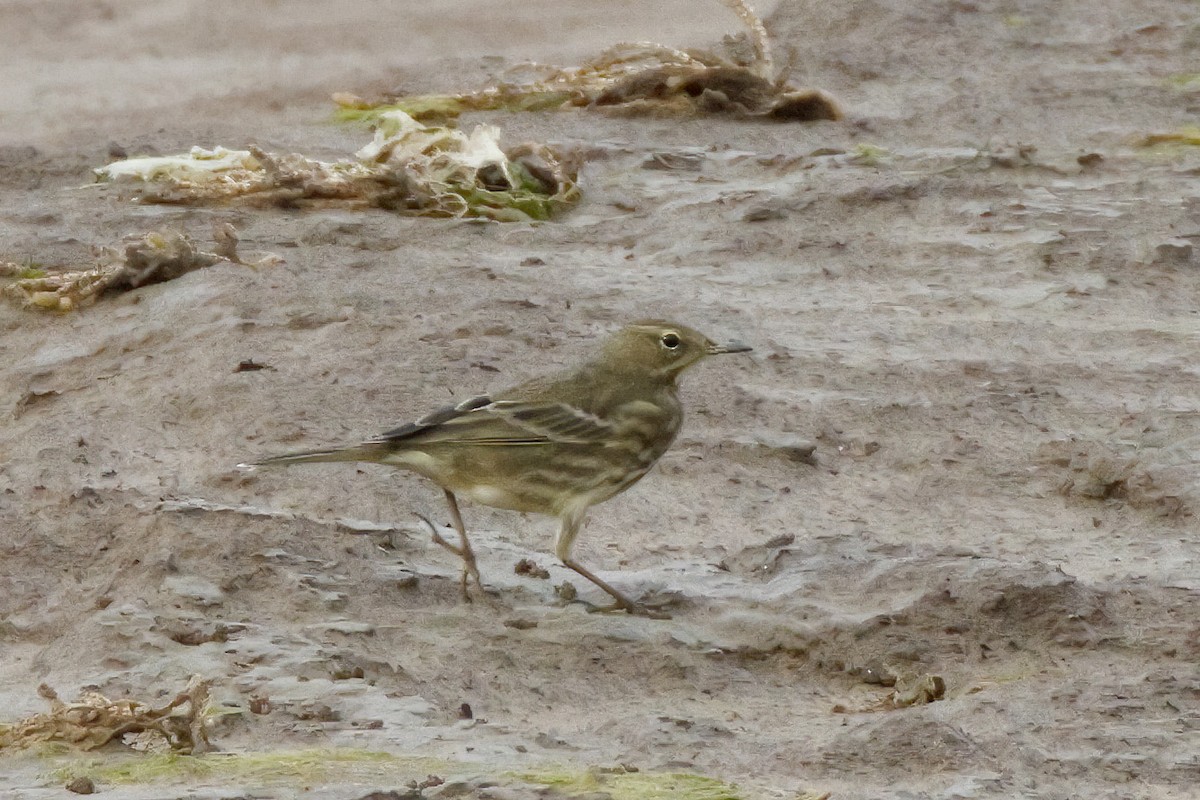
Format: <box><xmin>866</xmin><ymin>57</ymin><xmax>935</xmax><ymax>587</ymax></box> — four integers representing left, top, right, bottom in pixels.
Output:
<box><xmin>416</xmin><ymin>512</ymin><xmax>484</xmax><ymax>602</ymax></box>
<box><xmin>583</xmin><ymin>599</ymin><xmax>673</xmax><ymax>620</ymax></box>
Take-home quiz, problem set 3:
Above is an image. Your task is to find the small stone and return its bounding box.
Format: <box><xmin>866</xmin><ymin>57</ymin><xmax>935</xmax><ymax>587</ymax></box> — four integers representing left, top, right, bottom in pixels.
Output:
<box><xmin>514</xmin><ymin>558</ymin><xmax>550</xmax><ymax>579</ymax></box>
<box><xmin>65</xmin><ymin>777</ymin><xmax>96</xmax><ymax>794</ymax></box>
<box><xmin>891</xmin><ymin>674</ymin><xmax>946</xmax><ymax>707</ymax></box>
<box><xmin>504</xmin><ymin>618</ymin><xmax>538</xmax><ymax>630</ymax></box>
<box><xmin>743</xmin><ymin>202</ymin><xmax>787</xmax><ymax>222</ymax></box>
<box><xmin>768</xmin><ymin>89</ymin><xmax>842</xmax><ymax>121</ymax></box>
<box><xmin>859</xmin><ymin>661</ymin><xmax>898</xmax><ymax>687</ymax></box>
<box><xmin>233</xmin><ymin>358</ymin><xmax>273</xmax><ymax>372</ymax></box>
<box><xmin>330</xmin><ymin>664</ymin><xmax>366</xmax><ymax>680</ymax></box>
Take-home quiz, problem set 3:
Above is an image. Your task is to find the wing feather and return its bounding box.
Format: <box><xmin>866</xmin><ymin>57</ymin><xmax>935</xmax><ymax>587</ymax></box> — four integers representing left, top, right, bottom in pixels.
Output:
<box><xmin>369</xmin><ymin>395</ymin><xmax>614</xmax><ymax>448</ymax></box>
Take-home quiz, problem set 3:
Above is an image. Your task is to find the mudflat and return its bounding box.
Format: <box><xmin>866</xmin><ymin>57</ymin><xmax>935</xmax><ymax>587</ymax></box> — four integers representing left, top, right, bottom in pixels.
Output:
<box><xmin>1</xmin><ymin>2</ymin><xmax>1197</xmax><ymax>798</ymax></box>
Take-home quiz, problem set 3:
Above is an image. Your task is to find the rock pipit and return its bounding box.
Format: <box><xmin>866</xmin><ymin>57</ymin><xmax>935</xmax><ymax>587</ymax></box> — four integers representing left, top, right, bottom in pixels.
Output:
<box><xmin>243</xmin><ymin>320</ymin><xmax>750</xmax><ymax>616</ymax></box>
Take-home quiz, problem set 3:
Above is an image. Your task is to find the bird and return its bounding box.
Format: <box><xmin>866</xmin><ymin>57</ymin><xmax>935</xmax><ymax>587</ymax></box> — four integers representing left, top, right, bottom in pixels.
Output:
<box><xmin>241</xmin><ymin>320</ymin><xmax>751</xmax><ymax>616</ymax></box>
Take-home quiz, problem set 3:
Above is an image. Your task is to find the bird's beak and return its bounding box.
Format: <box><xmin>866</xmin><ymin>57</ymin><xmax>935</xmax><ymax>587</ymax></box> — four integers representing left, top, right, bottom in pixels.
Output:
<box><xmin>707</xmin><ymin>340</ymin><xmax>752</xmax><ymax>355</ymax></box>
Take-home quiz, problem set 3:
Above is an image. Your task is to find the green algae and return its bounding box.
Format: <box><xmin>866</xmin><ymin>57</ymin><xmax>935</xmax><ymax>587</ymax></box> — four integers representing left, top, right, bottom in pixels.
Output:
<box><xmin>51</xmin><ymin>748</ymin><xmax>443</xmax><ymax>787</ymax></box>
<box><xmin>511</xmin><ymin>767</ymin><xmax>745</xmax><ymax>800</ymax></box>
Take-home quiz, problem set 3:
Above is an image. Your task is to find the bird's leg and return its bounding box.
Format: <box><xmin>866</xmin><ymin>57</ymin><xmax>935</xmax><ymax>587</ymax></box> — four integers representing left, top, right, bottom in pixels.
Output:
<box><xmin>554</xmin><ymin>511</ymin><xmax>670</xmax><ymax>620</ymax></box>
<box><xmin>427</xmin><ymin>490</ymin><xmax>483</xmax><ymax>602</ymax></box>
<box><xmin>414</xmin><ymin>513</ymin><xmax>474</xmax><ymax>601</ymax></box>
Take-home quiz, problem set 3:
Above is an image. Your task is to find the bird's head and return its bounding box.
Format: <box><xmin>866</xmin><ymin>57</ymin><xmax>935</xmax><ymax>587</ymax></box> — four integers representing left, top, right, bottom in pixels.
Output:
<box><xmin>599</xmin><ymin>320</ymin><xmax>752</xmax><ymax>382</ymax></box>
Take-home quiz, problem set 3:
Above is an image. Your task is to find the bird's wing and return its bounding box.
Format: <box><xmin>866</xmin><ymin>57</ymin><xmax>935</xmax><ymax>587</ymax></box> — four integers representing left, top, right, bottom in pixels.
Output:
<box><xmin>369</xmin><ymin>395</ymin><xmax>614</xmax><ymax>447</ymax></box>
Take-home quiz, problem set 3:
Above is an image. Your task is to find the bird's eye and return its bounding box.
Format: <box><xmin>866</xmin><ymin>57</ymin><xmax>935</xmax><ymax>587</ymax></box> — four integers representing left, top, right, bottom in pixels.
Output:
<box><xmin>661</xmin><ymin>332</ymin><xmax>681</xmax><ymax>350</ymax></box>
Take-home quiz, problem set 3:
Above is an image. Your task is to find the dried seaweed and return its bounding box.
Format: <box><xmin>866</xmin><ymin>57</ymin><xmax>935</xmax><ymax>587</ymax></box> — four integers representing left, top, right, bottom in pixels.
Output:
<box><xmin>1038</xmin><ymin>439</ymin><xmax>1190</xmax><ymax>517</ymax></box>
<box><xmin>0</xmin><ymin>676</ymin><xmax>214</xmax><ymax>754</ymax></box>
<box><xmin>832</xmin><ymin>672</ymin><xmax>947</xmax><ymax>713</ymax></box>
<box><xmin>93</xmin><ymin>114</ymin><xmax>579</xmax><ymax>221</ymax></box>
<box><xmin>336</xmin><ymin>1</ymin><xmax>838</xmax><ymax>124</ymax></box>
<box><xmin>2</xmin><ymin>225</ymin><xmax>275</xmax><ymax>312</ymax></box>
<box><xmin>888</xmin><ymin>674</ymin><xmax>946</xmax><ymax>708</ymax></box>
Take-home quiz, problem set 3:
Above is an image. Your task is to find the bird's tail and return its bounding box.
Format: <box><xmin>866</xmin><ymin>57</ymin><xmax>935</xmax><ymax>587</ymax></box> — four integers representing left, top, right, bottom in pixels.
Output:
<box><xmin>238</xmin><ymin>443</ymin><xmax>382</xmax><ymax>470</ymax></box>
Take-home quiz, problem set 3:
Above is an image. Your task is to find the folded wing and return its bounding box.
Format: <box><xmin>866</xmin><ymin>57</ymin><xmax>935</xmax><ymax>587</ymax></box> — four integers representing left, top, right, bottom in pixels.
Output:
<box><xmin>370</xmin><ymin>395</ymin><xmax>614</xmax><ymax>448</ymax></box>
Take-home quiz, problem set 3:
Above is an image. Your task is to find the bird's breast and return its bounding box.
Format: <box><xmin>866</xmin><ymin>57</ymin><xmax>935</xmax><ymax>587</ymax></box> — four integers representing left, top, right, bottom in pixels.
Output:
<box><xmin>607</xmin><ymin>397</ymin><xmax>682</xmax><ymax>456</ymax></box>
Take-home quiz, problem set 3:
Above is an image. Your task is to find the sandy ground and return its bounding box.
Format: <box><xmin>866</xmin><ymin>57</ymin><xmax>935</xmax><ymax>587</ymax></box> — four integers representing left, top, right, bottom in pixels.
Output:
<box><xmin>2</xmin><ymin>1</ymin><xmax>1199</xmax><ymax>798</ymax></box>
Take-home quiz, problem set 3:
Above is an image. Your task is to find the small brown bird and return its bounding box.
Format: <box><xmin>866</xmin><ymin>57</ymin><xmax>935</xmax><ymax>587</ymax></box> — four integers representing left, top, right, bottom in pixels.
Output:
<box><xmin>243</xmin><ymin>320</ymin><xmax>751</xmax><ymax>616</ymax></box>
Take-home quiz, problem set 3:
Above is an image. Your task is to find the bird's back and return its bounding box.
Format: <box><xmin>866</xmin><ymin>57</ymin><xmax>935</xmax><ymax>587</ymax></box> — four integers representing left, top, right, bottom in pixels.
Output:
<box><xmin>373</xmin><ymin>360</ymin><xmax>683</xmax><ymax>516</ymax></box>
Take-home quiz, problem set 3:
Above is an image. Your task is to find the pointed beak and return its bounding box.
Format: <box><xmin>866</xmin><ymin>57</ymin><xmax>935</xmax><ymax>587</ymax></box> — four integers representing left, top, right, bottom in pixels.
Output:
<box><xmin>707</xmin><ymin>340</ymin><xmax>752</xmax><ymax>355</ymax></box>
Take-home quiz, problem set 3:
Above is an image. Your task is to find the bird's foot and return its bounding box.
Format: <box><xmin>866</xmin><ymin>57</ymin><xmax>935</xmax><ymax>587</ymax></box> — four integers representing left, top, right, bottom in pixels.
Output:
<box><xmin>462</xmin><ymin>560</ymin><xmax>485</xmax><ymax>602</ymax></box>
<box><xmin>450</xmin><ymin>551</ymin><xmax>484</xmax><ymax>604</ymax></box>
<box><xmin>560</xmin><ymin>559</ymin><xmax>675</xmax><ymax>619</ymax></box>
<box><xmin>584</xmin><ymin>599</ymin><xmax>673</xmax><ymax>620</ymax></box>
<box><xmin>417</xmin><ymin>513</ymin><xmax>485</xmax><ymax>603</ymax></box>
